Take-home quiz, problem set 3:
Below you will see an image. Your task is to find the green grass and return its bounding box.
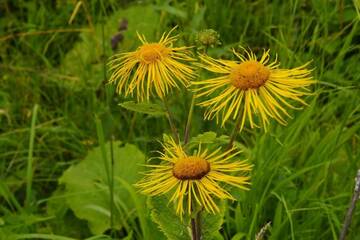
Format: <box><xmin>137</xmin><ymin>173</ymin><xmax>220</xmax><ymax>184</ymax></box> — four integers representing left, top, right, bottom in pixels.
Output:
<box><xmin>1</xmin><ymin>0</ymin><xmax>360</xmax><ymax>239</ymax></box>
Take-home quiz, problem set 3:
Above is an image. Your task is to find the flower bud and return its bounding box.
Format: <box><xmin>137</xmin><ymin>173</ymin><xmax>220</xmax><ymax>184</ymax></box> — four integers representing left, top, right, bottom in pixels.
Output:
<box><xmin>196</xmin><ymin>29</ymin><xmax>221</xmax><ymax>48</ymax></box>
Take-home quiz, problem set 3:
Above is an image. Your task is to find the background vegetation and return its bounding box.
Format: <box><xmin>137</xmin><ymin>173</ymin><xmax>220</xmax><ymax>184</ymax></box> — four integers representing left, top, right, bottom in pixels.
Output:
<box><xmin>1</xmin><ymin>0</ymin><xmax>359</xmax><ymax>239</ymax></box>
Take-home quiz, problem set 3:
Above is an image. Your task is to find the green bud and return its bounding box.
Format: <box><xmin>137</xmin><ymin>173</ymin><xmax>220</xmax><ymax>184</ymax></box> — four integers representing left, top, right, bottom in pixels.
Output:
<box><xmin>196</xmin><ymin>29</ymin><xmax>221</xmax><ymax>49</ymax></box>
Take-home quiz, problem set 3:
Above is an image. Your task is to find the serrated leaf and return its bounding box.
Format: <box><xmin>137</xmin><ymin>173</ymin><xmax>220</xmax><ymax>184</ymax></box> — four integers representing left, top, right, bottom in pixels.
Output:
<box><xmin>119</xmin><ymin>101</ymin><xmax>165</xmax><ymax>116</ymax></box>
<box><xmin>59</xmin><ymin>142</ymin><xmax>145</xmax><ymax>234</ymax></box>
<box><xmin>149</xmin><ymin>196</ymin><xmax>191</xmax><ymax>240</ymax></box>
<box><xmin>149</xmin><ymin>195</ymin><xmax>225</xmax><ymax>240</ymax></box>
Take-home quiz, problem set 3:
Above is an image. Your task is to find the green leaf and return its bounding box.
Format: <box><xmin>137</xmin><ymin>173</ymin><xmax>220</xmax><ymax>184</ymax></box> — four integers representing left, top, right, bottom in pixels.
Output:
<box><xmin>188</xmin><ymin>132</ymin><xmax>229</xmax><ymax>150</ymax></box>
<box><xmin>190</xmin><ymin>131</ymin><xmax>230</xmax><ymax>145</ymax></box>
<box><xmin>84</xmin><ymin>235</ymin><xmax>113</xmax><ymax>240</ymax></box>
<box><xmin>59</xmin><ymin>142</ymin><xmax>145</xmax><ymax>234</ymax></box>
<box><xmin>201</xmin><ymin>201</ymin><xmax>225</xmax><ymax>240</ymax></box>
<box><xmin>13</xmin><ymin>233</ymin><xmax>77</xmax><ymax>240</ymax></box>
<box><xmin>149</xmin><ymin>195</ymin><xmax>225</xmax><ymax>240</ymax></box>
<box><xmin>190</xmin><ymin>131</ymin><xmax>217</xmax><ymax>144</ymax></box>
<box><xmin>119</xmin><ymin>101</ymin><xmax>166</xmax><ymax>116</ymax></box>
<box><xmin>189</xmin><ymin>132</ymin><xmax>249</xmax><ymax>155</ymax></box>
<box><xmin>231</xmin><ymin>232</ymin><xmax>246</xmax><ymax>240</ymax></box>
<box><xmin>47</xmin><ymin>187</ymin><xmax>94</xmax><ymax>237</ymax></box>
<box><xmin>149</xmin><ymin>196</ymin><xmax>191</xmax><ymax>240</ymax></box>
<box><xmin>212</xmin><ymin>232</ymin><xmax>225</xmax><ymax>240</ymax></box>
<box><xmin>120</xmin><ymin>231</ymin><xmax>133</xmax><ymax>240</ymax></box>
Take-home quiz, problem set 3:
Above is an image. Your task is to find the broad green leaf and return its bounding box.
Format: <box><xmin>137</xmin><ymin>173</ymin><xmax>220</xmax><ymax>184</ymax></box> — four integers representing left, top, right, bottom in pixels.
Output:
<box><xmin>59</xmin><ymin>142</ymin><xmax>145</xmax><ymax>234</ymax></box>
<box><xmin>149</xmin><ymin>195</ymin><xmax>225</xmax><ymax>240</ymax></box>
<box><xmin>119</xmin><ymin>101</ymin><xmax>166</xmax><ymax>116</ymax></box>
<box><xmin>201</xmin><ymin>201</ymin><xmax>225</xmax><ymax>240</ymax></box>
<box><xmin>47</xmin><ymin>187</ymin><xmax>91</xmax><ymax>238</ymax></box>
<box><xmin>149</xmin><ymin>196</ymin><xmax>191</xmax><ymax>240</ymax></box>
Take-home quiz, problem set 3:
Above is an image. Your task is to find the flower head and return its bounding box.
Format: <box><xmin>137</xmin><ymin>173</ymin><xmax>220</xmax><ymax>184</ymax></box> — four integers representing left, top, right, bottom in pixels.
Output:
<box><xmin>135</xmin><ymin>137</ymin><xmax>252</xmax><ymax>217</ymax></box>
<box><xmin>108</xmin><ymin>27</ymin><xmax>196</xmax><ymax>101</ymax></box>
<box><xmin>192</xmin><ymin>48</ymin><xmax>315</xmax><ymax>131</ymax></box>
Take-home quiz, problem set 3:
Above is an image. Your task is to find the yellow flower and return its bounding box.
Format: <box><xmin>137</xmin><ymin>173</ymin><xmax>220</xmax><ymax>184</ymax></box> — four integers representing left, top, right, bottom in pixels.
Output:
<box><xmin>135</xmin><ymin>137</ymin><xmax>252</xmax><ymax>217</ymax></box>
<box><xmin>192</xmin><ymin>49</ymin><xmax>315</xmax><ymax>131</ymax></box>
<box><xmin>108</xmin><ymin>27</ymin><xmax>196</xmax><ymax>101</ymax></box>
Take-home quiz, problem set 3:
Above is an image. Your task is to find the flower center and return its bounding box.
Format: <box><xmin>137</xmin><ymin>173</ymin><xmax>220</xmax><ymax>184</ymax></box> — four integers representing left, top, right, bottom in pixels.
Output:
<box><xmin>138</xmin><ymin>43</ymin><xmax>168</xmax><ymax>64</ymax></box>
<box><xmin>173</xmin><ymin>156</ymin><xmax>210</xmax><ymax>180</ymax></box>
<box><xmin>230</xmin><ymin>61</ymin><xmax>270</xmax><ymax>90</ymax></box>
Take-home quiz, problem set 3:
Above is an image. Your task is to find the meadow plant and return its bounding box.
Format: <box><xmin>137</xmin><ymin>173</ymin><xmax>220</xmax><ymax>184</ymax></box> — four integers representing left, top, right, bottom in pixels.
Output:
<box><xmin>2</xmin><ymin>2</ymin><xmax>359</xmax><ymax>240</ymax></box>
<box><xmin>108</xmin><ymin>27</ymin><xmax>315</xmax><ymax>240</ymax></box>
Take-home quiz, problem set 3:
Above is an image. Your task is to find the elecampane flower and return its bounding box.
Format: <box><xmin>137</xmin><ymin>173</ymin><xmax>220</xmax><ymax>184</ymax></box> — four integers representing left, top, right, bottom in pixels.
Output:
<box><xmin>108</xmin><ymin>27</ymin><xmax>196</xmax><ymax>101</ymax></box>
<box><xmin>135</xmin><ymin>137</ymin><xmax>252</xmax><ymax>217</ymax></box>
<box><xmin>192</xmin><ymin>49</ymin><xmax>315</xmax><ymax>131</ymax></box>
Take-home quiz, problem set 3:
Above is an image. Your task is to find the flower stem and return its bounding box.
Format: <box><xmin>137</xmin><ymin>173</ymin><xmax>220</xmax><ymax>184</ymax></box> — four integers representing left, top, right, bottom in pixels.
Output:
<box><xmin>185</xmin><ymin>96</ymin><xmax>200</xmax><ymax>239</ymax></box>
<box><xmin>163</xmin><ymin>97</ymin><xmax>179</xmax><ymax>142</ymax></box>
<box><xmin>185</xmin><ymin>95</ymin><xmax>199</xmax><ymax>240</ymax></box>
<box><xmin>226</xmin><ymin>111</ymin><xmax>243</xmax><ymax>150</ymax></box>
<box><xmin>190</xmin><ymin>218</ymin><xmax>197</xmax><ymax>240</ymax></box>
<box><xmin>191</xmin><ymin>207</ymin><xmax>201</xmax><ymax>240</ymax></box>
<box><xmin>188</xmin><ymin>47</ymin><xmax>210</xmax><ymax>240</ymax></box>
<box><xmin>184</xmin><ymin>95</ymin><xmax>195</xmax><ymax>145</ymax></box>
